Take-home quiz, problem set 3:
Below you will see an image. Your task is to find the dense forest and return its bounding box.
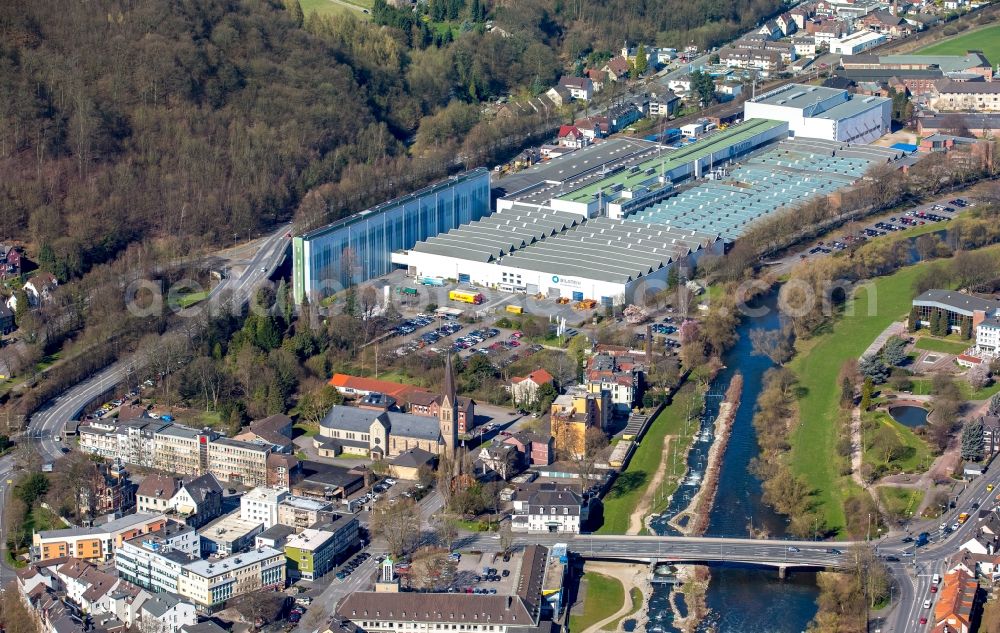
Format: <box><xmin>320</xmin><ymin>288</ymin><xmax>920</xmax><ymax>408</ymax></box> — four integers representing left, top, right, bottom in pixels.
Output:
<box><xmin>0</xmin><ymin>0</ymin><xmax>784</xmax><ymax>282</ymax></box>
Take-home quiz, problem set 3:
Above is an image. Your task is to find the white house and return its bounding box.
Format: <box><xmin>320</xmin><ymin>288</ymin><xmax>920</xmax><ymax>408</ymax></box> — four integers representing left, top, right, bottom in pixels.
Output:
<box><xmin>138</xmin><ymin>593</ymin><xmax>198</xmax><ymax>633</ymax></box>
<box><xmin>240</xmin><ymin>486</ymin><xmax>289</xmax><ymax>529</ymax></box>
<box><xmin>511</xmin><ymin>485</ymin><xmax>585</xmax><ymax>534</ymax></box>
<box><xmin>509</xmin><ymin>369</ymin><xmax>555</xmax><ymax>408</ymax></box>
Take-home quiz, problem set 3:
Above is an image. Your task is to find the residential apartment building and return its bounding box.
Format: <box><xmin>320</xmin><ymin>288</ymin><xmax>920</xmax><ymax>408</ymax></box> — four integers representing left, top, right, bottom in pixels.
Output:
<box><xmin>277</xmin><ymin>496</ymin><xmax>334</xmax><ymax>530</ymax></box>
<box><xmin>585</xmin><ymin>353</ymin><xmax>637</xmax><ymax>414</ymax></box>
<box><xmin>175</xmin><ymin>547</ymin><xmax>286</xmax><ymax>611</ymax></box>
<box><xmin>932</xmin><ymin>80</ymin><xmax>1000</xmax><ymax>112</ymax></box>
<box><xmin>33</xmin><ymin>514</ymin><xmax>167</xmax><ymax>563</ymax></box>
<box><xmin>139</xmin><ymin>593</ymin><xmax>198</xmax><ymax>633</ymax></box>
<box><xmin>241</xmin><ymin>487</ymin><xmax>289</xmax><ymax>529</ymax></box>
<box><xmin>80</xmin><ymin>421</ymin><xmax>276</xmax><ymax>488</ymax></box>
<box><xmin>115</xmin><ymin>522</ymin><xmax>200</xmax><ymax>594</ymax></box>
<box><xmin>198</xmin><ymin>511</ymin><xmax>265</xmax><ymax>556</ymax></box>
<box><xmin>550</xmin><ymin>386</ymin><xmax>610</xmax><ymax>459</ymax></box>
<box><xmin>284</xmin><ymin>529</ymin><xmax>341</xmax><ymax>580</ymax></box>
<box><xmin>207</xmin><ymin>438</ymin><xmax>269</xmax><ymax>487</ymax></box>
<box><xmin>154</xmin><ymin>425</ymin><xmax>210</xmax><ymax>477</ymax></box>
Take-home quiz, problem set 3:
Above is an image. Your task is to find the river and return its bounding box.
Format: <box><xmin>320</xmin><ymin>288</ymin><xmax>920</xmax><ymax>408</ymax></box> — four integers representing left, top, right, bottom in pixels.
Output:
<box><xmin>646</xmin><ymin>292</ymin><xmax>821</xmax><ymax>633</ymax></box>
<box><xmin>641</xmin><ymin>229</ymin><xmax>961</xmax><ymax>631</ymax></box>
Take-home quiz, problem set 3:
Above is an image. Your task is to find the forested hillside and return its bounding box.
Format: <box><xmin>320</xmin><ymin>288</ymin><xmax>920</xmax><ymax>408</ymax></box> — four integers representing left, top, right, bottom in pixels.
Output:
<box><xmin>0</xmin><ymin>0</ymin><xmax>782</xmax><ymax>282</ymax></box>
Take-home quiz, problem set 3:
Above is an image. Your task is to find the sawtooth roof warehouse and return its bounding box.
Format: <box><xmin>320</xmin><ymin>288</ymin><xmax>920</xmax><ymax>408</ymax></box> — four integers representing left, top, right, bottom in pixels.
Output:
<box><xmin>391</xmin><ymin>204</ymin><xmax>721</xmax><ymax>306</ymax></box>
<box><xmin>292</xmin><ymin>84</ymin><xmax>905</xmax><ymax>306</ymax></box>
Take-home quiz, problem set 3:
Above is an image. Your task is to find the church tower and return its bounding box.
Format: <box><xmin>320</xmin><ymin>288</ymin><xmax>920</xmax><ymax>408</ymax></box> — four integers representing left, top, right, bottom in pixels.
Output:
<box><xmin>439</xmin><ymin>353</ymin><xmax>460</xmax><ymax>467</ymax></box>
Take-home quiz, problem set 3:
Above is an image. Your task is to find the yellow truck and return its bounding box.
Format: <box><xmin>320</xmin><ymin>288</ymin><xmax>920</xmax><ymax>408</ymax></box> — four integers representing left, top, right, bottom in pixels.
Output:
<box><xmin>505</xmin><ymin>305</ymin><xmax>523</xmax><ymax>314</ymax></box>
<box><xmin>448</xmin><ymin>290</ymin><xmax>484</xmax><ymax>304</ymax></box>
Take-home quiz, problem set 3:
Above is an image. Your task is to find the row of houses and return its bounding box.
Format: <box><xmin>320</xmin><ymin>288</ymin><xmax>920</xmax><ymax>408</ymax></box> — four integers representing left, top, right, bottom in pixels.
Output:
<box><xmin>16</xmin><ymin>556</ymin><xmax>219</xmax><ymax>633</ymax></box>
<box><xmin>78</xmin><ymin>413</ymin><xmax>298</xmax><ymax>488</ymax></box>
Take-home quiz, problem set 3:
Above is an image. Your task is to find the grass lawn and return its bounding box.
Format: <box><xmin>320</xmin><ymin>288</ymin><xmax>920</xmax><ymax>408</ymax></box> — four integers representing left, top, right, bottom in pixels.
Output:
<box><xmin>878</xmin><ymin>485</ymin><xmax>924</xmax><ymax>520</ymax></box>
<box><xmin>909</xmin><ymin>377</ymin><xmax>1000</xmax><ymax>401</ymax></box>
<box><xmin>917</xmin><ymin>23</ymin><xmax>1000</xmax><ymax>67</ymax></box>
<box><xmin>914</xmin><ymin>336</ymin><xmax>970</xmax><ymax>355</ymax></box>
<box><xmin>788</xmin><ymin>264</ymin><xmax>929</xmax><ymax>534</ymax></box>
<box><xmin>294</xmin><ymin>422</ymin><xmax>319</xmax><ymax>437</ymax></box>
<box><xmin>598</xmin><ymin>383</ymin><xmax>702</xmax><ymax>534</ymax></box>
<box><xmin>862</xmin><ymin>411</ymin><xmax>932</xmax><ymax>474</ymax></box>
<box><xmin>193</xmin><ymin>410</ymin><xmax>223</xmax><ymax>428</ymax></box>
<box><xmin>29</xmin><ymin>505</ymin><xmax>65</xmax><ymax>532</ymax></box>
<box><xmin>570</xmin><ymin>572</ymin><xmax>625</xmax><ymax>632</ymax></box>
<box><xmin>604</xmin><ymin>587</ymin><xmax>644</xmax><ymax>631</ymax></box>
<box><xmin>174</xmin><ymin>290</ymin><xmax>208</xmax><ymax>308</ymax></box>
<box><xmin>299</xmin><ymin>0</ymin><xmax>369</xmax><ymax>18</ymax></box>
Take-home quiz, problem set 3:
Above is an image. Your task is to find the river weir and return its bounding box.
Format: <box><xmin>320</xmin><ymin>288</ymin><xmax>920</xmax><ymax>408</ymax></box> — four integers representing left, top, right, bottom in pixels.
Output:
<box><xmin>642</xmin><ymin>291</ymin><xmax>820</xmax><ymax>633</ymax></box>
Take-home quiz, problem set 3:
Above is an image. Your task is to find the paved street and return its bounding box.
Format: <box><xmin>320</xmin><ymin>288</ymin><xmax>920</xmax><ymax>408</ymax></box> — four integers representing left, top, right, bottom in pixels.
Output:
<box><xmin>0</xmin><ymin>225</ymin><xmax>291</xmax><ymax>579</ymax></box>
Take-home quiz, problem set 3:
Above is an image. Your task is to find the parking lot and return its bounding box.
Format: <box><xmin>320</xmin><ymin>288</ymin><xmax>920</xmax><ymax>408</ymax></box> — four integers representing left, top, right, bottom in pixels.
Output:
<box><xmin>394</xmin><ymin>550</ymin><xmax>521</xmax><ymax>595</ymax></box>
<box><xmin>799</xmin><ymin>197</ymin><xmax>971</xmax><ymax>260</ymax></box>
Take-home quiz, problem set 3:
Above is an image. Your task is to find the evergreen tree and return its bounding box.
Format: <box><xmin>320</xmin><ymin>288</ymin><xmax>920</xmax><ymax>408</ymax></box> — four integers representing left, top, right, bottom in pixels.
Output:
<box><xmin>859</xmin><ymin>354</ymin><xmax>889</xmax><ymax>384</ymax></box>
<box><xmin>12</xmin><ymin>289</ymin><xmax>29</xmax><ymax>326</ymax></box>
<box><xmin>470</xmin><ymin>0</ymin><xmax>484</xmax><ymax>21</ymax></box>
<box><xmin>288</xmin><ymin>0</ymin><xmax>304</xmax><ymax>27</ymax></box>
<box><xmin>908</xmin><ymin>306</ymin><xmax>920</xmax><ymax>332</ymax></box>
<box><xmin>961</xmin><ymin>417</ymin><xmax>985</xmax><ymax>462</ymax></box>
<box><xmin>881</xmin><ymin>335</ymin><xmax>908</xmax><ymax>366</ymax></box>
<box><xmin>633</xmin><ymin>45</ymin><xmax>649</xmax><ymax>76</ymax></box>
<box><xmin>989</xmin><ymin>392</ymin><xmax>1000</xmax><ymax>417</ymax></box>
<box><xmin>961</xmin><ymin>317</ymin><xmax>972</xmax><ymax>340</ymax></box>
<box><xmin>860</xmin><ymin>377</ymin><xmax>874</xmax><ymax>411</ymax></box>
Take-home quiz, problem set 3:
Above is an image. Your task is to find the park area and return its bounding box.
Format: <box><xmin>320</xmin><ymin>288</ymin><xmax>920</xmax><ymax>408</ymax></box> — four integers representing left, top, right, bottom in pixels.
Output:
<box><xmin>569</xmin><ymin>572</ymin><xmax>625</xmax><ymax>632</ymax></box>
<box><xmin>917</xmin><ymin>23</ymin><xmax>1000</xmax><ymax>66</ymax></box>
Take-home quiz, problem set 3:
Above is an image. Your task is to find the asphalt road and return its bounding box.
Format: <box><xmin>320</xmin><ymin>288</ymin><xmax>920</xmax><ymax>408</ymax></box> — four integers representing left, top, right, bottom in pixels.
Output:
<box><xmin>0</xmin><ymin>225</ymin><xmax>290</xmax><ymax>579</ymax></box>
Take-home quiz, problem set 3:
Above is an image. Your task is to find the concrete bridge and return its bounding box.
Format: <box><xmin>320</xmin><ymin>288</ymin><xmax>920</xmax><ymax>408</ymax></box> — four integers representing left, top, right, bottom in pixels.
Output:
<box><xmin>566</xmin><ymin>534</ymin><xmax>859</xmax><ymax>574</ymax></box>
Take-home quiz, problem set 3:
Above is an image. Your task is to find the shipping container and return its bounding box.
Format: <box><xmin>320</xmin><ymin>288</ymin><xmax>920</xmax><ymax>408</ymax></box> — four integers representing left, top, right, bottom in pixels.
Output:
<box><xmin>505</xmin><ymin>305</ymin><xmax>524</xmax><ymax>314</ymax></box>
<box><xmin>398</xmin><ymin>287</ymin><xmax>418</xmax><ymax>295</ymax></box>
<box><xmin>420</xmin><ymin>277</ymin><xmax>445</xmax><ymax>286</ymax></box>
<box><xmin>449</xmin><ymin>290</ymin><xmax>484</xmax><ymax>304</ymax></box>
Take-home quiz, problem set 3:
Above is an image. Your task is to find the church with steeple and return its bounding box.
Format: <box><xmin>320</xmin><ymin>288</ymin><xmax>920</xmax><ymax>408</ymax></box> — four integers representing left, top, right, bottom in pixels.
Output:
<box><xmin>314</xmin><ymin>352</ymin><xmax>470</xmax><ymax>466</ymax></box>
<box><xmin>438</xmin><ymin>352</ymin><xmax>459</xmax><ymax>462</ymax></box>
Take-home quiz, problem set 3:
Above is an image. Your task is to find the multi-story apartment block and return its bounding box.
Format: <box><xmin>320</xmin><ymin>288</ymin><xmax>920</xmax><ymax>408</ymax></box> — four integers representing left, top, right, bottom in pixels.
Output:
<box><xmin>176</xmin><ymin>547</ymin><xmax>286</xmax><ymax>611</ymax></box>
<box><xmin>79</xmin><ymin>421</ymin><xmax>278</xmax><ymax>488</ymax></box>
<box><xmin>155</xmin><ymin>425</ymin><xmax>211</xmax><ymax>477</ymax></box>
<box><xmin>240</xmin><ymin>487</ymin><xmax>289</xmax><ymax>529</ymax></box>
<box><xmin>115</xmin><ymin>521</ymin><xmax>200</xmax><ymax>594</ymax></box>
<box><xmin>207</xmin><ymin>439</ymin><xmax>269</xmax><ymax>487</ymax></box>
<box><xmin>277</xmin><ymin>496</ymin><xmax>335</xmax><ymax>530</ymax></box>
<box><xmin>33</xmin><ymin>514</ymin><xmax>167</xmax><ymax>562</ymax></box>
<box><xmin>284</xmin><ymin>529</ymin><xmax>342</xmax><ymax>581</ymax></box>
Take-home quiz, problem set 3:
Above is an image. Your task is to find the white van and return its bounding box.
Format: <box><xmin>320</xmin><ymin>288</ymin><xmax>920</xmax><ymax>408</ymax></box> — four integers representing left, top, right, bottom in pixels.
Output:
<box><xmin>932</xmin><ymin>574</ymin><xmax>941</xmax><ymax>585</ymax></box>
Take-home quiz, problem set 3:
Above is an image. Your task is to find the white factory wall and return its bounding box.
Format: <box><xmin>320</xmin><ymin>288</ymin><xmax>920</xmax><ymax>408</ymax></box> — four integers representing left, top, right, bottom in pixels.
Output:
<box><xmin>743</xmin><ymin>100</ymin><xmax>887</xmax><ymax>142</ymax></box>
<box><xmin>832</xmin><ymin>101</ymin><xmax>892</xmax><ymax>143</ymax></box>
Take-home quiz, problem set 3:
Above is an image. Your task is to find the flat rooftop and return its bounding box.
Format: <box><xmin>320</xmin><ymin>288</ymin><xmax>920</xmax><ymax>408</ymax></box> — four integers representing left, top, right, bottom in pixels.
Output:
<box><xmin>749</xmin><ymin>84</ymin><xmax>846</xmax><ymax>109</ymax></box>
<box><xmin>494</xmin><ymin>138</ymin><xmax>660</xmax><ymax>203</ymax></box>
<box><xmin>183</xmin><ymin>546</ymin><xmax>282</xmax><ymax>578</ymax></box>
<box><xmin>559</xmin><ymin>119</ymin><xmax>786</xmax><ymax>202</ymax></box>
<box><xmin>199</xmin><ymin>512</ymin><xmax>262</xmax><ymax>541</ymax></box>
<box><xmin>284</xmin><ymin>528</ymin><xmax>336</xmax><ymax>552</ymax></box>
<box><xmin>280</xmin><ymin>496</ymin><xmax>331</xmax><ymax>512</ymax></box>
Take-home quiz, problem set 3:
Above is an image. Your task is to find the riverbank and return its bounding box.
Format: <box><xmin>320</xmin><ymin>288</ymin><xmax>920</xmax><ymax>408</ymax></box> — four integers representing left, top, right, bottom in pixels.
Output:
<box><xmin>572</xmin><ymin>562</ymin><xmax>651</xmax><ymax>633</ymax></box>
<box><xmin>600</xmin><ymin>383</ymin><xmax>704</xmax><ymax>534</ymax></box>
<box><xmin>667</xmin><ymin>373</ymin><xmax>743</xmax><ymax>537</ymax></box>
<box><xmin>671</xmin><ymin>565</ymin><xmax>710</xmax><ymax>633</ymax></box>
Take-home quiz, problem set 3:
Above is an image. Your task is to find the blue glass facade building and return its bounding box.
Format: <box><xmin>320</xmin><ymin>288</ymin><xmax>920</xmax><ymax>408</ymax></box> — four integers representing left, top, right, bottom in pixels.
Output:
<box><xmin>292</xmin><ymin>169</ymin><xmax>491</xmax><ymax>304</ymax></box>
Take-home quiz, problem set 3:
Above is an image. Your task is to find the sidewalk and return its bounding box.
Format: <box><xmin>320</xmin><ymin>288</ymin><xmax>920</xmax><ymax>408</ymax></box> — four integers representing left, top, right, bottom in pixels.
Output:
<box><xmin>860</xmin><ymin>321</ymin><xmax>905</xmax><ymax>361</ymax></box>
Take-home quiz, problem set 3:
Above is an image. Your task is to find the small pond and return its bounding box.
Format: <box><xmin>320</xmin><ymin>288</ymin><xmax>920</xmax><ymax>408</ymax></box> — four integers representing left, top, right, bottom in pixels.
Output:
<box><xmin>889</xmin><ymin>405</ymin><xmax>929</xmax><ymax>428</ymax></box>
